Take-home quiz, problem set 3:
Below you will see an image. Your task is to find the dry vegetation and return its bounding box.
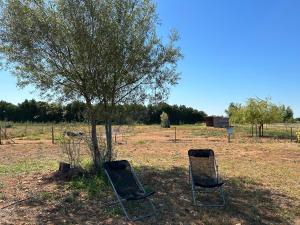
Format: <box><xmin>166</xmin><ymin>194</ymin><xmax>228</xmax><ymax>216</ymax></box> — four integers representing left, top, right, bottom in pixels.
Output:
<box><xmin>0</xmin><ymin>124</ymin><xmax>299</xmax><ymax>225</ymax></box>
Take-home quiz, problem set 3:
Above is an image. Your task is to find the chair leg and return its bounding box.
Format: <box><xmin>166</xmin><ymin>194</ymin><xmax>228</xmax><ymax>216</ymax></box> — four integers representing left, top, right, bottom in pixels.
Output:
<box><xmin>189</xmin><ymin>168</ymin><xmax>197</xmax><ymax>205</ymax></box>
<box><xmin>188</xmin><ymin>166</ymin><xmax>191</xmax><ymax>185</ymax></box>
<box><xmin>219</xmin><ymin>186</ymin><xmax>225</xmax><ymax>206</ymax></box>
<box><xmin>123</xmin><ymin>198</ymin><xmax>156</xmax><ymax>221</ymax></box>
<box><xmin>194</xmin><ymin>186</ymin><xmax>225</xmax><ymax>207</ymax></box>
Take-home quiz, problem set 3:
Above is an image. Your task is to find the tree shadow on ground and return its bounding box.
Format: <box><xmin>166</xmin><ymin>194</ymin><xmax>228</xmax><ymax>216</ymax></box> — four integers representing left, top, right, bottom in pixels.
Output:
<box><xmin>19</xmin><ymin>166</ymin><xmax>299</xmax><ymax>225</ymax></box>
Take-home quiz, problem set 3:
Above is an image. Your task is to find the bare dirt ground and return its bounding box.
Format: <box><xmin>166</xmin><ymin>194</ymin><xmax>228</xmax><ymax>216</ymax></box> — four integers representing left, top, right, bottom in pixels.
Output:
<box><xmin>0</xmin><ymin>125</ymin><xmax>299</xmax><ymax>225</ymax></box>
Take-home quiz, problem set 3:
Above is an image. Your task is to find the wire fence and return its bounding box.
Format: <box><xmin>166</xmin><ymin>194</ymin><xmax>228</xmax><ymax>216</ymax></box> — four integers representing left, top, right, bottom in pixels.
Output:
<box><xmin>0</xmin><ymin>121</ymin><xmax>300</xmax><ymax>145</ymax></box>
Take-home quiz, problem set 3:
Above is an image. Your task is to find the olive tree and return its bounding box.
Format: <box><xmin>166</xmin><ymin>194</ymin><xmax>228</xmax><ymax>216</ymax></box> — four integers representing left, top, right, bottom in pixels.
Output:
<box><xmin>0</xmin><ymin>0</ymin><xmax>182</xmax><ymax>170</ymax></box>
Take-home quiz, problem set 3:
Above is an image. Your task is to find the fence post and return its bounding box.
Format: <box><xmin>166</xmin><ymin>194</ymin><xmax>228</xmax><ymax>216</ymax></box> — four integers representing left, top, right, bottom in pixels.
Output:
<box><xmin>174</xmin><ymin>127</ymin><xmax>177</xmax><ymax>142</ymax></box>
<box><xmin>4</xmin><ymin>120</ymin><xmax>7</xmax><ymax>139</ymax></box>
<box><xmin>52</xmin><ymin>124</ymin><xmax>55</xmax><ymax>144</ymax></box>
<box><xmin>0</xmin><ymin>126</ymin><xmax>2</xmax><ymax>145</ymax></box>
<box><xmin>290</xmin><ymin>127</ymin><xmax>293</xmax><ymax>142</ymax></box>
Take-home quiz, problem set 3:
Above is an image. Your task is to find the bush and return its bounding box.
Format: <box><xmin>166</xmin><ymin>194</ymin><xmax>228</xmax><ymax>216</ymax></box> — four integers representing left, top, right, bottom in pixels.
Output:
<box><xmin>58</xmin><ymin>134</ymin><xmax>82</xmax><ymax>168</ymax></box>
<box><xmin>296</xmin><ymin>131</ymin><xmax>300</xmax><ymax>142</ymax></box>
<box><xmin>160</xmin><ymin>111</ymin><xmax>170</xmax><ymax>128</ymax></box>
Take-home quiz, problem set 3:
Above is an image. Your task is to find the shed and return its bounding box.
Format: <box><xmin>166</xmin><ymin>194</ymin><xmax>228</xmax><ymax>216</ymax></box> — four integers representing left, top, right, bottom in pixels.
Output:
<box><xmin>205</xmin><ymin>116</ymin><xmax>229</xmax><ymax>128</ymax></box>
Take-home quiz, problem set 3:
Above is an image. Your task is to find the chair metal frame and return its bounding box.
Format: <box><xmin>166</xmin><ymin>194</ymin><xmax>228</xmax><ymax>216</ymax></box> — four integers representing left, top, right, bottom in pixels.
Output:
<box><xmin>188</xmin><ymin>149</ymin><xmax>225</xmax><ymax>207</ymax></box>
<box><xmin>104</xmin><ymin>161</ymin><xmax>156</xmax><ymax>221</ymax></box>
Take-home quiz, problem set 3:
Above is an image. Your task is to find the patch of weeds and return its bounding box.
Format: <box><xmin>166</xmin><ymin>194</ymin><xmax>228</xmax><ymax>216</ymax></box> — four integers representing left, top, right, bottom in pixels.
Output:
<box><xmin>191</xmin><ymin>128</ymin><xmax>225</xmax><ymax>137</ymax></box>
<box><xmin>103</xmin><ymin>204</ymin><xmax>123</xmax><ymax>217</ymax></box>
<box><xmin>38</xmin><ymin>191</ymin><xmax>57</xmax><ymax>201</ymax></box>
<box><xmin>229</xmin><ymin>176</ymin><xmax>257</xmax><ymax>188</ymax></box>
<box><xmin>135</xmin><ymin>140</ymin><xmax>147</xmax><ymax>145</ymax></box>
<box><xmin>0</xmin><ymin>159</ymin><xmax>57</xmax><ymax>175</ymax></box>
<box><xmin>63</xmin><ymin>192</ymin><xmax>77</xmax><ymax>203</ymax></box>
<box><xmin>23</xmin><ymin>134</ymin><xmax>42</xmax><ymax>140</ymax></box>
<box><xmin>67</xmin><ymin>173</ymin><xmax>109</xmax><ymax>199</ymax></box>
<box><xmin>0</xmin><ymin>192</ymin><xmax>4</xmax><ymax>200</ymax></box>
<box><xmin>238</xmin><ymin>138</ymin><xmax>247</xmax><ymax>144</ymax></box>
<box><xmin>79</xmin><ymin>158</ymin><xmax>94</xmax><ymax>171</ymax></box>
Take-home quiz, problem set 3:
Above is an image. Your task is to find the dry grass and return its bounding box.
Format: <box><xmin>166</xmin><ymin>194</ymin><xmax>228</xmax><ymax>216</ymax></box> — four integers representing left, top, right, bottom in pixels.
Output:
<box><xmin>0</xmin><ymin>125</ymin><xmax>299</xmax><ymax>224</ymax></box>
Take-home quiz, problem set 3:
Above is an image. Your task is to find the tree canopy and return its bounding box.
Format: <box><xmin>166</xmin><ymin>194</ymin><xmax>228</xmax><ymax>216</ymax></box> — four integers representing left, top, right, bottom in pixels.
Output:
<box><xmin>0</xmin><ymin>0</ymin><xmax>182</xmax><ymax>168</ymax></box>
<box><xmin>225</xmin><ymin>98</ymin><xmax>294</xmax><ymax>136</ymax></box>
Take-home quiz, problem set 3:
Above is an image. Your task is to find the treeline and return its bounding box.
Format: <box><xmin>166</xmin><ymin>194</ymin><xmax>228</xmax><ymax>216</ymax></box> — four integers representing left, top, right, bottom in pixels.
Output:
<box><xmin>0</xmin><ymin>99</ymin><xmax>207</xmax><ymax>125</ymax></box>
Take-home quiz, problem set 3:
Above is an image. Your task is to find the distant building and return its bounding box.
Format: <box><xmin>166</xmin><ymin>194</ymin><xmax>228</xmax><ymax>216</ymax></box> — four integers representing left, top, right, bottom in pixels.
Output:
<box><xmin>205</xmin><ymin>116</ymin><xmax>229</xmax><ymax>128</ymax></box>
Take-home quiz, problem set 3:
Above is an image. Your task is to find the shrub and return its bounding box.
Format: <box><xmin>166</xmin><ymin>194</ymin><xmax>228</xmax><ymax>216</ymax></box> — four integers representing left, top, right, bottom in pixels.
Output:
<box><xmin>160</xmin><ymin>111</ymin><xmax>170</xmax><ymax>128</ymax></box>
<box><xmin>296</xmin><ymin>131</ymin><xmax>300</xmax><ymax>142</ymax></box>
<box><xmin>58</xmin><ymin>134</ymin><xmax>82</xmax><ymax>168</ymax></box>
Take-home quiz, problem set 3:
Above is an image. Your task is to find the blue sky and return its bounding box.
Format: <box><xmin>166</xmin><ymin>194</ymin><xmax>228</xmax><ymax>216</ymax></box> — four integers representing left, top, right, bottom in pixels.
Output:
<box><xmin>0</xmin><ymin>0</ymin><xmax>299</xmax><ymax>116</ymax></box>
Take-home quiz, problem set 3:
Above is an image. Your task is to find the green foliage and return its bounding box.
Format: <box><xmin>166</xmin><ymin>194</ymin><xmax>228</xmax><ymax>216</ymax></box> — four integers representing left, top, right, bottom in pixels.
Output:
<box><xmin>67</xmin><ymin>173</ymin><xmax>108</xmax><ymax>199</ymax></box>
<box><xmin>227</xmin><ymin>98</ymin><xmax>294</xmax><ymax>137</ymax></box>
<box><xmin>0</xmin><ymin>0</ymin><xmax>182</xmax><ymax>168</ymax></box>
<box><xmin>225</xmin><ymin>102</ymin><xmax>244</xmax><ymax>124</ymax></box>
<box><xmin>160</xmin><ymin>111</ymin><xmax>170</xmax><ymax>128</ymax></box>
<box><xmin>228</xmin><ymin>98</ymin><xmax>293</xmax><ymax>125</ymax></box>
<box><xmin>282</xmin><ymin>106</ymin><xmax>294</xmax><ymax>123</ymax></box>
<box><xmin>0</xmin><ymin>99</ymin><xmax>207</xmax><ymax>124</ymax></box>
<box><xmin>296</xmin><ymin>131</ymin><xmax>300</xmax><ymax>142</ymax></box>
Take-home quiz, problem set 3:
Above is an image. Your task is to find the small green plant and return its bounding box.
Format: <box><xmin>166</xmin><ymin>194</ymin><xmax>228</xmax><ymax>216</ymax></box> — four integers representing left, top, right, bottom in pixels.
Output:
<box><xmin>160</xmin><ymin>111</ymin><xmax>170</xmax><ymax>128</ymax></box>
<box><xmin>0</xmin><ymin>192</ymin><xmax>5</xmax><ymax>201</ymax></box>
<box><xmin>135</xmin><ymin>140</ymin><xmax>147</xmax><ymax>145</ymax></box>
<box><xmin>67</xmin><ymin>173</ymin><xmax>109</xmax><ymax>199</ymax></box>
<box><xmin>296</xmin><ymin>131</ymin><xmax>300</xmax><ymax>142</ymax></box>
<box><xmin>38</xmin><ymin>191</ymin><xmax>57</xmax><ymax>201</ymax></box>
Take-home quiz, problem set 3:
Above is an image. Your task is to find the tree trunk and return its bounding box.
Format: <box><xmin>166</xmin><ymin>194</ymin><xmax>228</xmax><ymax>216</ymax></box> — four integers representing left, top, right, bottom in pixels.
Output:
<box><xmin>91</xmin><ymin>114</ymin><xmax>101</xmax><ymax>171</ymax></box>
<box><xmin>258</xmin><ymin>124</ymin><xmax>264</xmax><ymax>137</ymax></box>
<box><xmin>251</xmin><ymin>124</ymin><xmax>254</xmax><ymax>137</ymax></box>
<box><xmin>105</xmin><ymin>119</ymin><xmax>113</xmax><ymax>161</ymax></box>
<box><xmin>87</xmin><ymin>103</ymin><xmax>101</xmax><ymax>172</ymax></box>
<box><xmin>255</xmin><ymin>124</ymin><xmax>258</xmax><ymax>137</ymax></box>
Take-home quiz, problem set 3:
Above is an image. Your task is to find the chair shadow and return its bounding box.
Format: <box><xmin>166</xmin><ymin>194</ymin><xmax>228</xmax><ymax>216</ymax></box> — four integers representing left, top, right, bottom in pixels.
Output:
<box><xmin>18</xmin><ymin>166</ymin><xmax>298</xmax><ymax>225</ymax></box>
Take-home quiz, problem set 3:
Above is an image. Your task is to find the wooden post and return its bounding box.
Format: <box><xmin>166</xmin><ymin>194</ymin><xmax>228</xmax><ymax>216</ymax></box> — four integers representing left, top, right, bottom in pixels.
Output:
<box><xmin>0</xmin><ymin>126</ymin><xmax>2</xmax><ymax>145</ymax></box>
<box><xmin>290</xmin><ymin>127</ymin><xmax>293</xmax><ymax>142</ymax></box>
<box><xmin>4</xmin><ymin>119</ymin><xmax>7</xmax><ymax>139</ymax></box>
<box><xmin>115</xmin><ymin>132</ymin><xmax>117</xmax><ymax>144</ymax></box>
<box><xmin>52</xmin><ymin>124</ymin><xmax>54</xmax><ymax>144</ymax></box>
<box><xmin>174</xmin><ymin>127</ymin><xmax>177</xmax><ymax>142</ymax></box>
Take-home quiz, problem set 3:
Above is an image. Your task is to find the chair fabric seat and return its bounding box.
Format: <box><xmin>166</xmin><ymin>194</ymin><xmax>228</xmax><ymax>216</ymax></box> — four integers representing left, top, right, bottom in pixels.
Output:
<box><xmin>104</xmin><ymin>160</ymin><xmax>156</xmax><ymax>220</ymax></box>
<box><xmin>188</xmin><ymin>149</ymin><xmax>225</xmax><ymax>206</ymax></box>
<box><xmin>124</xmin><ymin>191</ymin><xmax>156</xmax><ymax>201</ymax></box>
<box><xmin>194</xmin><ymin>181</ymin><xmax>224</xmax><ymax>188</ymax></box>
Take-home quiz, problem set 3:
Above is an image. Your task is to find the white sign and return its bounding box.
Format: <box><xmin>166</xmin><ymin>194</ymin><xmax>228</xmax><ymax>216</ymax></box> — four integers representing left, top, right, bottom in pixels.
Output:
<box><xmin>226</xmin><ymin>127</ymin><xmax>233</xmax><ymax>135</ymax></box>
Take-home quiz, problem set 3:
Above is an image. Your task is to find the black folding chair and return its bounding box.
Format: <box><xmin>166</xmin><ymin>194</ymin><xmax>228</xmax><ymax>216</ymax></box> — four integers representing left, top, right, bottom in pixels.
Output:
<box><xmin>103</xmin><ymin>160</ymin><xmax>156</xmax><ymax>221</ymax></box>
<box><xmin>188</xmin><ymin>149</ymin><xmax>225</xmax><ymax>207</ymax></box>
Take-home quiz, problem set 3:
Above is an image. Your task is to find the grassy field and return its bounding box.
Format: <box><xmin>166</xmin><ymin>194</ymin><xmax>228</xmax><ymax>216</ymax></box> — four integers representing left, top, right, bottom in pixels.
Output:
<box><xmin>0</xmin><ymin>124</ymin><xmax>299</xmax><ymax>224</ymax></box>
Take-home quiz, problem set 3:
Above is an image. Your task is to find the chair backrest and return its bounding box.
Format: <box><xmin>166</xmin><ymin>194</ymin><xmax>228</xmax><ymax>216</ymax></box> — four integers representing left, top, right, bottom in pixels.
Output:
<box><xmin>188</xmin><ymin>149</ymin><xmax>218</xmax><ymax>186</ymax></box>
<box><xmin>104</xmin><ymin>160</ymin><xmax>141</xmax><ymax>198</ymax></box>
